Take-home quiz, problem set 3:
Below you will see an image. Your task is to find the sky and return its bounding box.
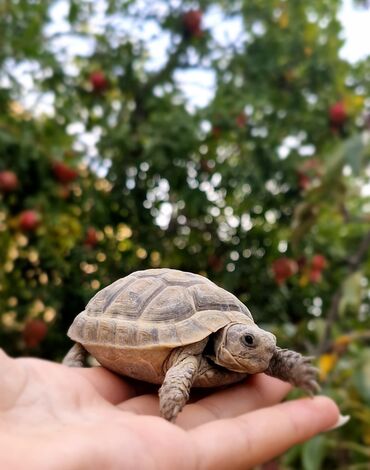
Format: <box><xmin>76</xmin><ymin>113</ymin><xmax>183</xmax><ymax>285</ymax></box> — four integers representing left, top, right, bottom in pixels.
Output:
<box><xmin>339</xmin><ymin>0</ymin><xmax>370</xmax><ymax>62</ymax></box>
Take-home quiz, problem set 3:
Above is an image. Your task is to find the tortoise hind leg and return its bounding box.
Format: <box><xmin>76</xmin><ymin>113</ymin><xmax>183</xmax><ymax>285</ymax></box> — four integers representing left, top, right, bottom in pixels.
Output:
<box><xmin>62</xmin><ymin>343</ymin><xmax>87</xmax><ymax>367</ymax></box>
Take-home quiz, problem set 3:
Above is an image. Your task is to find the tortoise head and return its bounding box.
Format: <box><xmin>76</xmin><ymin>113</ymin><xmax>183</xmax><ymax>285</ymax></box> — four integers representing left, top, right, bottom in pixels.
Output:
<box><xmin>212</xmin><ymin>322</ymin><xmax>276</xmax><ymax>373</ymax></box>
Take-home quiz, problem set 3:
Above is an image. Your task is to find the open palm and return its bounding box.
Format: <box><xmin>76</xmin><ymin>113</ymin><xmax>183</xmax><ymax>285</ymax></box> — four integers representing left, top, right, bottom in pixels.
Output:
<box><xmin>0</xmin><ymin>349</ymin><xmax>339</xmax><ymax>470</ymax></box>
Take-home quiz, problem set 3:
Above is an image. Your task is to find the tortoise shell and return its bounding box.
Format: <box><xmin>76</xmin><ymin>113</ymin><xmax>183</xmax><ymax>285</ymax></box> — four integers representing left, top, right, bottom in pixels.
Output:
<box><xmin>67</xmin><ymin>268</ymin><xmax>253</xmax><ymax>349</ymax></box>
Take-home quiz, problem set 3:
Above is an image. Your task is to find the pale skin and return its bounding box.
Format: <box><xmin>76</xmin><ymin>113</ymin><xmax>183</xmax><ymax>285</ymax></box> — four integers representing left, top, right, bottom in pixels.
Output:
<box><xmin>0</xmin><ymin>349</ymin><xmax>339</xmax><ymax>470</ymax></box>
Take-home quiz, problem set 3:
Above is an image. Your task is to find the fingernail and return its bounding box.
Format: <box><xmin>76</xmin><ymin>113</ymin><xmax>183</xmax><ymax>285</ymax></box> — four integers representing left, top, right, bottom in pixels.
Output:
<box><xmin>326</xmin><ymin>414</ymin><xmax>350</xmax><ymax>431</ymax></box>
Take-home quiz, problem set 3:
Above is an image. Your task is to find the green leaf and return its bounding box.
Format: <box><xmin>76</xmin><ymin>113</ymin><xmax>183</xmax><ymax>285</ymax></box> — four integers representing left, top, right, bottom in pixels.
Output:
<box><xmin>302</xmin><ymin>435</ymin><xmax>326</xmax><ymax>470</ymax></box>
<box><xmin>353</xmin><ymin>349</ymin><xmax>370</xmax><ymax>404</ymax></box>
<box><xmin>325</xmin><ymin>134</ymin><xmax>370</xmax><ymax>177</ymax></box>
<box><xmin>68</xmin><ymin>1</ymin><xmax>80</xmax><ymax>24</ymax></box>
<box><xmin>339</xmin><ymin>271</ymin><xmax>363</xmax><ymax>317</ymax></box>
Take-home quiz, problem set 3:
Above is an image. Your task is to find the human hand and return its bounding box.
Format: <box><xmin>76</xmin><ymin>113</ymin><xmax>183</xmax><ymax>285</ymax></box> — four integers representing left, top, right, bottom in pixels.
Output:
<box><xmin>0</xmin><ymin>349</ymin><xmax>339</xmax><ymax>470</ymax></box>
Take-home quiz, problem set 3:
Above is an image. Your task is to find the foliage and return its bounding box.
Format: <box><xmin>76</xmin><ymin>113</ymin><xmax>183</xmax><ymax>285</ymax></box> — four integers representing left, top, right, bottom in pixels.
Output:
<box><xmin>0</xmin><ymin>0</ymin><xmax>370</xmax><ymax>467</ymax></box>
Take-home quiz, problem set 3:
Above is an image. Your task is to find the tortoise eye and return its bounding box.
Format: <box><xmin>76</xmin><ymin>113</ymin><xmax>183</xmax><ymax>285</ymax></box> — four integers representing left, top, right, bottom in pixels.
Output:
<box><xmin>243</xmin><ymin>334</ymin><xmax>254</xmax><ymax>346</ymax></box>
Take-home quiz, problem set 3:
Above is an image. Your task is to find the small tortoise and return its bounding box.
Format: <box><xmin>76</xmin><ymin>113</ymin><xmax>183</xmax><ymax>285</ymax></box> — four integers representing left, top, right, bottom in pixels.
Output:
<box><xmin>63</xmin><ymin>268</ymin><xmax>319</xmax><ymax>421</ymax></box>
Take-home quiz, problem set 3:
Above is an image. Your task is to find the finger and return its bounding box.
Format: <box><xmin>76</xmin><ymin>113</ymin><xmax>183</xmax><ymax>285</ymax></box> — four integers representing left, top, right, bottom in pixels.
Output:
<box><xmin>75</xmin><ymin>367</ymin><xmax>135</xmax><ymax>403</ymax></box>
<box><xmin>74</xmin><ymin>367</ymin><xmax>156</xmax><ymax>404</ymax></box>
<box><xmin>178</xmin><ymin>374</ymin><xmax>292</xmax><ymax>429</ymax></box>
<box><xmin>190</xmin><ymin>396</ymin><xmax>339</xmax><ymax>470</ymax></box>
<box><xmin>118</xmin><ymin>374</ymin><xmax>291</xmax><ymax>428</ymax></box>
<box><xmin>118</xmin><ymin>394</ymin><xmax>160</xmax><ymax>415</ymax></box>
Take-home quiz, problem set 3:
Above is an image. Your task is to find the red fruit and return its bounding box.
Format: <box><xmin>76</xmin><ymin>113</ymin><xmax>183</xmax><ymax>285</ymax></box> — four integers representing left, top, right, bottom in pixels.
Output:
<box><xmin>23</xmin><ymin>319</ymin><xmax>48</xmax><ymax>348</ymax></box>
<box><xmin>297</xmin><ymin>172</ymin><xmax>311</xmax><ymax>190</ymax></box>
<box><xmin>182</xmin><ymin>10</ymin><xmax>203</xmax><ymax>38</ymax></box>
<box><xmin>329</xmin><ymin>101</ymin><xmax>347</xmax><ymax>126</ymax></box>
<box><xmin>297</xmin><ymin>256</ymin><xmax>307</xmax><ymax>270</ymax></box>
<box><xmin>297</xmin><ymin>158</ymin><xmax>322</xmax><ymax>190</ymax></box>
<box><xmin>272</xmin><ymin>257</ymin><xmax>298</xmax><ymax>284</ymax></box>
<box><xmin>52</xmin><ymin>161</ymin><xmax>78</xmax><ymax>184</ymax></box>
<box><xmin>89</xmin><ymin>71</ymin><xmax>108</xmax><ymax>93</ymax></box>
<box><xmin>208</xmin><ymin>254</ymin><xmax>224</xmax><ymax>272</ymax></box>
<box><xmin>212</xmin><ymin>126</ymin><xmax>222</xmax><ymax>138</ymax></box>
<box><xmin>309</xmin><ymin>268</ymin><xmax>322</xmax><ymax>283</ymax></box>
<box><xmin>0</xmin><ymin>170</ymin><xmax>19</xmax><ymax>192</ymax></box>
<box><xmin>19</xmin><ymin>210</ymin><xmax>40</xmax><ymax>232</ymax></box>
<box><xmin>311</xmin><ymin>254</ymin><xmax>327</xmax><ymax>271</ymax></box>
<box><xmin>84</xmin><ymin>227</ymin><xmax>99</xmax><ymax>247</ymax></box>
<box><xmin>235</xmin><ymin>112</ymin><xmax>248</xmax><ymax>128</ymax></box>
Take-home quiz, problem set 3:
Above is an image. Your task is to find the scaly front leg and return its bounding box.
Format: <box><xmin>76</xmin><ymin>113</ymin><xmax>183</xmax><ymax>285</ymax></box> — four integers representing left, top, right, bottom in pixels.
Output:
<box><xmin>264</xmin><ymin>347</ymin><xmax>320</xmax><ymax>395</ymax></box>
<box><xmin>159</xmin><ymin>339</ymin><xmax>207</xmax><ymax>422</ymax></box>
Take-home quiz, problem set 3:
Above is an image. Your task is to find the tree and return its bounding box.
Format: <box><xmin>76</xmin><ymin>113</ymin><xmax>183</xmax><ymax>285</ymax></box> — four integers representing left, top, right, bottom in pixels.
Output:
<box><xmin>0</xmin><ymin>0</ymin><xmax>370</xmax><ymax>467</ymax></box>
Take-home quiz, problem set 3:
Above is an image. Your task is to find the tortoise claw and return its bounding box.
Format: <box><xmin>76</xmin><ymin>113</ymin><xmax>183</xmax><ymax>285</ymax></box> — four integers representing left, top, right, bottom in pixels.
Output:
<box><xmin>302</xmin><ymin>379</ymin><xmax>321</xmax><ymax>396</ymax></box>
<box><xmin>266</xmin><ymin>348</ymin><xmax>321</xmax><ymax>395</ymax></box>
<box><xmin>293</xmin><ymin>362</ymin><xmax>321</xmax><ymax>395</ymax></box>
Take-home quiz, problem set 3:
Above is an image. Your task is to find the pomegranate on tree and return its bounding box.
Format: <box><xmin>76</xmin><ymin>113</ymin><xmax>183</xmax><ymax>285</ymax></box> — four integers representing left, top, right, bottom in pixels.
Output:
<box><xmin>311</xmin><ymin>254</ymin><xmax>327</xmax><ymax>271</ymax></box>
<box><xmin>212</xmin><ymin>126</ymin><xmax>222</xmax><ymax>139</ymax></box>
<box><xmin>23</xmin><ymin>319</ymin><xmax>48</xmax><ymax>348</ymax></box>
<box><xmin>52</xmin><ymin>161</ymin><xmax>78</xmax><ymax>184</ymax></box>
<box><xmin>235</xmin><ymin>112</ymin><xmax>248</xmax><ymax>129</ymax></box>
<box><xmin>182</xmin><ymin>10</ymin><xmax>203</xmax><ymax>38</ymax></box>
<box><xmin>329</xmin><ymin>101</ymin><xmax>347</xmax><ymax>127</ymax></box>
<box><xmin>296</xmin><ymin>159</ymin><xmax>322</xmax><ymax>191</ymax></box>
<box><xmin>19</xmin><ymin>210</ymin><xmax>41</xmax><ymax>232</ymax></box>
<box><xmin>84</xmin><ymin>227</ymin><xmax>99</xmax><ymax>247</ymax></box>
<box><xmin>0</xmin><ymin>170</ymin><xmax>19</xmax><ymax>193</ymax></box>
<box><xmin>297</xmin><ymin>172</ymin><xmax>311</xmax><ymax>190</ymax></box>
<box><xmin>308</xmin><ymin>254</ymin><xmax>327</xmax><ymax>284</ymax></box>
<box><xmin>272</xmin><ymin>257</ymin><xmax>298</xmax><ymax>285</ymax></box>
<box><xmin>208</xmin><ymin>254</ymin><xmax>224</xmax><ymax>272</ymax></box>
<box><xmin>89</xmin><ymin>71</ymin><xmax>109</xmax><ymax>93</ymax></box>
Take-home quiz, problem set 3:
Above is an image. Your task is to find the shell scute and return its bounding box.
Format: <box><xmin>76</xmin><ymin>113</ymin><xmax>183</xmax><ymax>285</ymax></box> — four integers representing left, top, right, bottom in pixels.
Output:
<box><xmin>115</xmin><ymin>322</ymin><xmax>138</xmax><ymax>345</ymax></box>
<box><xmin>105</xmin><ymin>276</ymin><xmax>164</xmax><ymax>319</ymax></box>
<box><xmin>98</xmin><ymin>320</ymin><xmax>116</xmax><ymax>344</ymax></box>
<box><xmin>189</xmin><ymin>284</ymin><xmax>252</xmax><ymax>318</ymax></box>
<box><xmin>140</xmin><ymin>285</ymin><xmax>195</xmax><ymax>322</ymax></box>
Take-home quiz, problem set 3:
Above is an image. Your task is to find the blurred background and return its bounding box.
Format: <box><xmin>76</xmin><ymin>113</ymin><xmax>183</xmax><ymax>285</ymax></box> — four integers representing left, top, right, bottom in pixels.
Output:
<box><xmin>1</xmin><ymin>0</ymin><xmax>370</xmax><ymax>468</ymax></box>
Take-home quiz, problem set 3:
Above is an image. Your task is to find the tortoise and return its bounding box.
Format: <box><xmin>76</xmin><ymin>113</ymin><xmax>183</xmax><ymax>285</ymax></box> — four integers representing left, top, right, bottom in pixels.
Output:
<box><xmin>63</xmin><ymin>268</ymin><xmax>319</xmax><ymax>422</ymax></box>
